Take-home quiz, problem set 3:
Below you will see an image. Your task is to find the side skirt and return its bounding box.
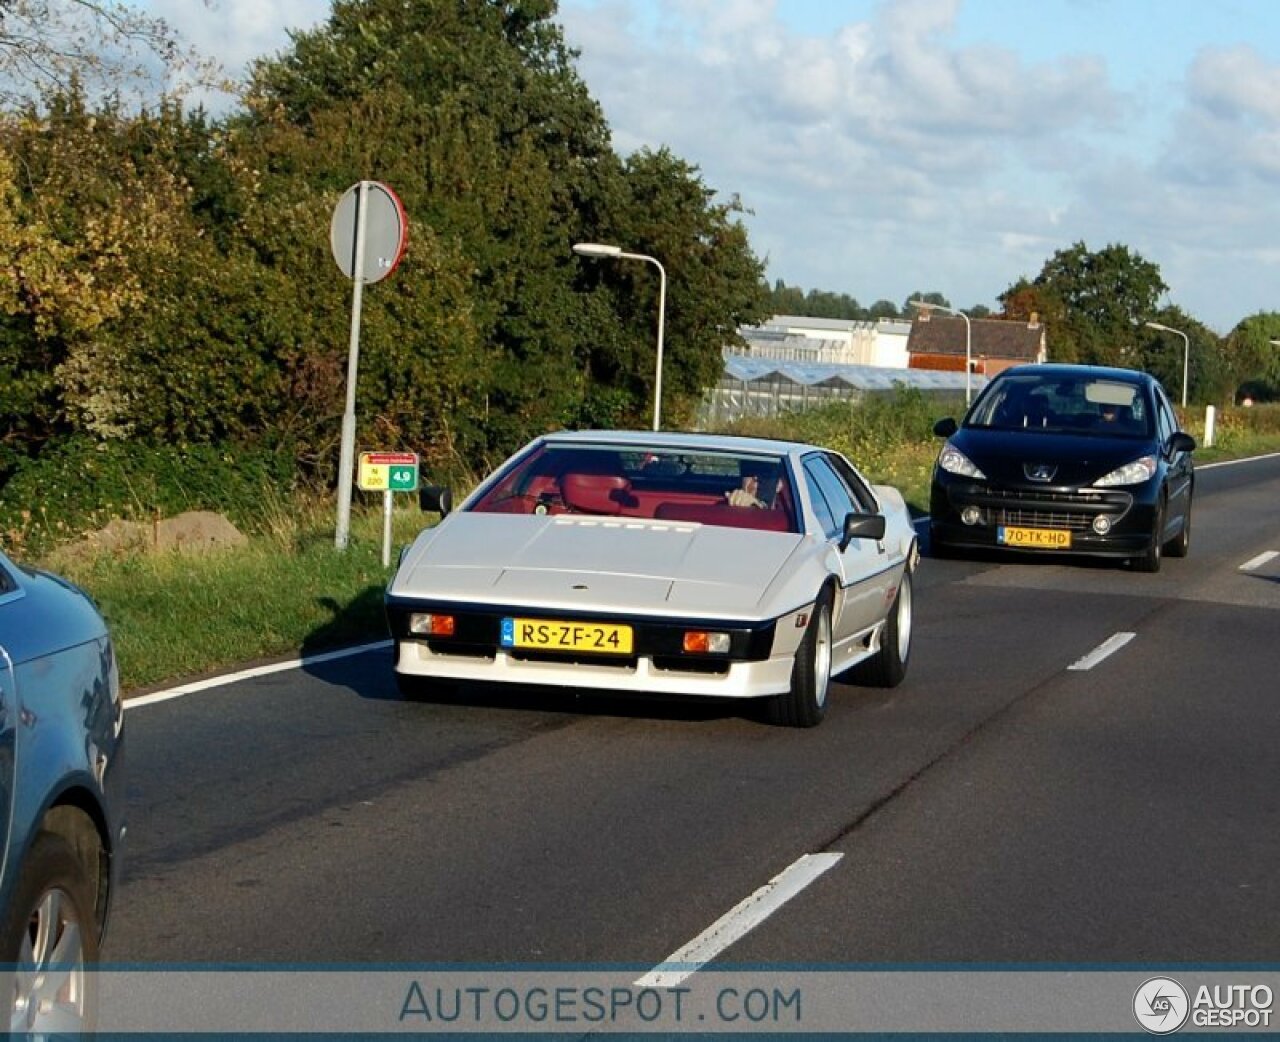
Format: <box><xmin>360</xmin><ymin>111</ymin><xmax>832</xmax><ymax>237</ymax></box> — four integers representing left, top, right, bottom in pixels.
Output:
<box><xmin>830</xmin><ymin>621</ymin><xmax>883</xmax><ymax>677</ymax></box>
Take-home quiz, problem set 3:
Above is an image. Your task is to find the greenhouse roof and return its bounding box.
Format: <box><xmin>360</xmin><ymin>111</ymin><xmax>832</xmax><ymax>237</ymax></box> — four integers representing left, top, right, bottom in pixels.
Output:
<box><xmin>722</xmin><ymin>356</ymin><xmax>988</xmax><ymax>392</ymax></box>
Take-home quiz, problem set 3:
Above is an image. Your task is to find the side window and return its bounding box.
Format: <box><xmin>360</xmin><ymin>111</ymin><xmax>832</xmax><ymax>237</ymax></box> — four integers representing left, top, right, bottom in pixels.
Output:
<box><xmin>1154</xmin><ymin>388</ymin><xmax>1176</xmax><ymax>444</ymax></box>
<box><xmin>803</xmin><ymin>456</ymin><xmax>856</xmax><ymax>540</ymax></box>
<box><xmin>826</xmin><ymin>454</ymin><xmax>878</xmax><ymax>512</ymax></box>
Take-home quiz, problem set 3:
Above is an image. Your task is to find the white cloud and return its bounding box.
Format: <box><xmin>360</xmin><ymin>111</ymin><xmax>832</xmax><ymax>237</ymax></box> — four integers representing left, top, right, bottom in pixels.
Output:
<box><xmin>558</xmin><ymin>0</ymin><xmax>1280</xmax><ymax>330</ymax></box>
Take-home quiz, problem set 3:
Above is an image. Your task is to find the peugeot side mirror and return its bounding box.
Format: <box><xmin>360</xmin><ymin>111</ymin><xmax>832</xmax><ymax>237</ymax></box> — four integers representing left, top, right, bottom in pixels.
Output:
<box><xmin>419</xmin><ymin>484</ymin><xmax>453</xmax><ymax>516</ymax></box>
<box><xmin>1168</xmin><ymin>431</ymin><xmax>1196</xmax><ymax>455</ymax></box>
<box><xmin>933</xmin><ymin>417</ymin><xmax>958</xmax><ymax>437</ymax></box>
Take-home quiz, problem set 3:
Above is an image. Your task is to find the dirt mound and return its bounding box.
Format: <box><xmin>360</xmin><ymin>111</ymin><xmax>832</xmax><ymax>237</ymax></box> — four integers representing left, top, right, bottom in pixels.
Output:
<box><xmin>85</xmin><ymin>511</ymin><xmax>248</xmax><ymax>555</ymax></box>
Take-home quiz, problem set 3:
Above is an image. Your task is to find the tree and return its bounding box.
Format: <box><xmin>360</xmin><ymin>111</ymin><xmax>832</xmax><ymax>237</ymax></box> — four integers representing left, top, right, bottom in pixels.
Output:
<box><xmin>1140</xmin><ymin>306</ymin><xmax>1222</xmax><ymax>407</ymax></box>
<box><xmin>1002</xmin><ymin>242</ymin><xmax>1167</xmax><ymax>366</ymax></box>
<box><xmin>0</xmin><ymin>0</ymin><xmax>773</xmax><ymax>498</ymax></box>
<box><xmin>0</xmin><ymin>0</ymin><xmax>220</xmax><ymax>110</ymax></box>
<box><xmin>237</xmin><ymin>0</ymin><xmax>768</xmax><ymax>461</ymax></box>
<box><xmin>572</xmin><ymin>147</ymin><xmax>768</xmax><ymax>429</ymax></box>
<box><xmin>1224</xmin><ymin>313</ymin><xmax>1280</xmax><ymax>402</ymax></box>
<box><xmin>767</xmin><ymin>280</ymin><xmax>806</xmax><ymax>315</ymax></box>
<box><xmin>0</xmin><ymin>93</ymin><xmax>178</xmax><ymax>469</ymax></box>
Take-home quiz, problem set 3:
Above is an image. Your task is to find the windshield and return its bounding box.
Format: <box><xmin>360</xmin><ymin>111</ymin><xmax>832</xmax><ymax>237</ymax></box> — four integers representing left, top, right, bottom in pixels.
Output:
<box><xmin>468</xmin><ymin>443</ymin><xmax>798</xmax><ymax>533</ymax></box>
<box><xmin>966</xmin><ymin>373</ymin><xmax>1152</xmax><ymax>437</ymax></box>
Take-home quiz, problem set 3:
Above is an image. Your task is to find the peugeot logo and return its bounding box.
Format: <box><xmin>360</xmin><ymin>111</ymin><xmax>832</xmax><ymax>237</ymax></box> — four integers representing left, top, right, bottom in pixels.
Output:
<box><xmin>1025</xmin><ymin>463</ymin><xmax>1057</xmax><ymax>482</ymax></box>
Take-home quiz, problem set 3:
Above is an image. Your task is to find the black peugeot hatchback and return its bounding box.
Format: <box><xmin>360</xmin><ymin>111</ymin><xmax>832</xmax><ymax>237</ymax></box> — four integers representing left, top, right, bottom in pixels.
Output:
<box><xmin>929</xmin><ymin>364</ymin><xmax>1195</xmax><ymax>572</ymax></box>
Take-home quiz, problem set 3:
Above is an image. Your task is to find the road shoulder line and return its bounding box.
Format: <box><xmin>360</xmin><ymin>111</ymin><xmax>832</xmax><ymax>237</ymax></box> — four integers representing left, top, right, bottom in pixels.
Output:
<box><xmin>126</xmin><ymin>640</ymin><xmax>394</xmax><ymax>709</ymax></box>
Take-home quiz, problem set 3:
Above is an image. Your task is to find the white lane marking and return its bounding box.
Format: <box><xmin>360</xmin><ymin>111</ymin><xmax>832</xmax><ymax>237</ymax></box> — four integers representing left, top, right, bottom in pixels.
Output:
<box><xmin>1198</xmin><ymin>451</ymin><xmax>1280</xmax><ymax>470</ymax></box>
<box><xmin>1240</xmin><ymin>551</ymin><xmax>1279</xmax><ymax>572</ymax></box>
<box><xmin>1067</xmin><ymin>632</ymin><xmax>1136</xmax><ymax>672</ymax></box>
<box><xmin>125</xmin><ymin>640</ymin><xmax>394</xmax><ymax>709</ymax></box>
<box><xmin>635</xmin><ymin>852</ymin><xmax>843</xmax><ymax>989</ymax></box>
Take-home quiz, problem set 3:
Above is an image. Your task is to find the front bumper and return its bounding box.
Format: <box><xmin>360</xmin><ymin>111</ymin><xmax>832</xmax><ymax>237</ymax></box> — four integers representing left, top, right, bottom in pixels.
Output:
<box><xmin>386</xmin><ymin>596</ymin><xmax>806</xmax><ymax>699</ymax></box>
<box><xmin>929</xmin><ymin>474</ymin><xmax>1158</xmax><ymax>557</ymax></box>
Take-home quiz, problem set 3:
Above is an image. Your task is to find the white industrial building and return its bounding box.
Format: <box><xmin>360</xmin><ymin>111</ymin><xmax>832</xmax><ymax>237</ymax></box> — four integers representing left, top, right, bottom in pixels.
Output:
<box><xmin>726</xmin><ymin>315</ymin><xmax>913</xmax><ymax>368</ymax></box>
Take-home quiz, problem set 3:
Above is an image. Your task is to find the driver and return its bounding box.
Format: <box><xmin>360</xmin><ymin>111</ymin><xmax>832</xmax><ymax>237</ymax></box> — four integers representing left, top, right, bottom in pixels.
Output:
<box><xmin>727</xmin><ymin>472</ymin><xmax>766</xmax><ymax>508</ymax></box>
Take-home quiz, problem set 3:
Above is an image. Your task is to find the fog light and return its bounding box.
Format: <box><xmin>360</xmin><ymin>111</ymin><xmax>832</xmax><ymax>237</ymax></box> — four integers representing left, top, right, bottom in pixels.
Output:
<box><xmin>684</xmin><ymin>631</ymin><xmax>731</xmax><ymax>654</ymax></box>
<box><xmin>409</xmin><ymin>613</ymin><xmax>455</xmax><ymax>637</ymax></box>
<box><xmin>961</xmin><ymin>506</ymin><xmax>981</xmax><ymax>526</ymax></box>
<box><xmin>1092</xmin><ymin>516</ymin><xmax>1112</xmax><ymax>535</ymax></box>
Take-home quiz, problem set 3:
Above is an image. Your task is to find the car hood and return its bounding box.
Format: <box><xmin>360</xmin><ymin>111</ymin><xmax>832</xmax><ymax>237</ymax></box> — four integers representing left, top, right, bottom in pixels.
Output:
<box><xmin>390</xmin><ymin>513</ymin><xmax>805</xmax><ymax>618</ymax></box>
<box><xmin>950</xmin><ymin>428</ymin><xmax>1156</xmax><ymax>487</ymax></box>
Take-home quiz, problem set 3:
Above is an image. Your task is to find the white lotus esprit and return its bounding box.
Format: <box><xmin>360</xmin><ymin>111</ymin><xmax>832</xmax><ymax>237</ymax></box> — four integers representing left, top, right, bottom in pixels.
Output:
<box><xmin>386</xmin><ymin>430</ymin><xmax>919</xmax><ymax>727</ymax></box>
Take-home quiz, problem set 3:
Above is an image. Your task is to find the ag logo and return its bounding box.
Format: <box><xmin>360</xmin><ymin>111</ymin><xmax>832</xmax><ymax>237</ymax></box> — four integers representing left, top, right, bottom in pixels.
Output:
<box><xmin>1134</xmin><ymin>977</ymin><xmax>1190</xmax><ymax>1034</ymax></box>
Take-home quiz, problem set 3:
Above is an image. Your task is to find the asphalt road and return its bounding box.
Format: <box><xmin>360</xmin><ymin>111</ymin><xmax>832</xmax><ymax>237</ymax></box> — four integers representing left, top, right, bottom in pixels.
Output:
<box><xmin>104</xmin><ymin>453</ymin><xmax>1280</xmax><ymax>969</ymax></box>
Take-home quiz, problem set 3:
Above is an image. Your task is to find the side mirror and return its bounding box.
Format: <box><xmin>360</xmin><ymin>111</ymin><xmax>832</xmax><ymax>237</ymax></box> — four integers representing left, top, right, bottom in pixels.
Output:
<box><xmin>839</xmin><ymin>511</ymin><xmax>886</xmax><ymax>551</ymax></box>
<box><xmin>1168</xmin><ymin>431</ymin><xmax>1196</xmax><ymax>455</ymax></box>
<box><xmin>419</xmin><ymin>484</ymin><xmax>453</xmax><ymax>516</ymax></box>
<box><xmin>933</xmin><ymin>417</ymin><xmax>958</xmax><ymax>437</ymax></box>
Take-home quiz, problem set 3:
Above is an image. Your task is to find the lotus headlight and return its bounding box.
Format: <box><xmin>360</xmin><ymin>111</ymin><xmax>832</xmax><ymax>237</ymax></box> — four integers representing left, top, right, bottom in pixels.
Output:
<box><xmin>1094</xmin><ymin>455</ymin><xmax>1157</xmax><ymax>487</ymax></box>
<box><xmin>937</xmin><ymin>444</ymin><xmax>986</xmax><ymax>480</ymax></box>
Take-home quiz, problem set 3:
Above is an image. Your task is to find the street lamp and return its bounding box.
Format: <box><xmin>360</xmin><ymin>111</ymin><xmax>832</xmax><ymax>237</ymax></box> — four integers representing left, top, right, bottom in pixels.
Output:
<box><xmin>1145</xmin><ymin>321</ymin><xmax>1191</xmax><ymax>407</ymax></box>
<box><xmin>573</xmin><ymin>242</ymin><xmax>667</xmax><ymax>431</ymax></box>
<box><xmin>910</xmin><ymin>299</ymin><xmax>972</xmax><ymax>405</ymax></box>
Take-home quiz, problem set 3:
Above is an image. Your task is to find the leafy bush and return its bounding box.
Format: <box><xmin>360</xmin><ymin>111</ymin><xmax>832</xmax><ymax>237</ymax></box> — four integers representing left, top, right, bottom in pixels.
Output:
<box><xmin>1178</xmin><ymin>402</ymin><xmax>1280</xmax><ymax>452</ymax></box>
<box><xmin>726</xmin><ymin>388</ymin><xmax>958</xmax><ymax>463</ymax></box>
<box><xmin>0</xmin><ymin>437</ymin><xmax>296</xmax><ymax>555</ymax></box>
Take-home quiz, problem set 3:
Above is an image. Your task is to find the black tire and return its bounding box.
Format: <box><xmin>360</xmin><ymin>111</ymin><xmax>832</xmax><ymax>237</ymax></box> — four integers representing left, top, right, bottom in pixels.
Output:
<box><xmin>768</xmin><ymin>595</ymin><xmax>832</xmax><ymax>728</ymax></box>
<box><xmin>1</xmin><ymin>831</ymin><xmax>99</xmax><ymax>1036</ymax></box>
<box><xmin>1164</xmin><ymin>497</ymin><xmax>1191</xmax><ymax>558</ymax></box>
<box><xmin>1132</xmin><ymin>499</ymin><xmax>1164</xmax><ymax>573</ymax></box>
<box><xmin>852</xmin><ymin>568</ymin><xmax>913</xmax><ymax>688</ymax></box>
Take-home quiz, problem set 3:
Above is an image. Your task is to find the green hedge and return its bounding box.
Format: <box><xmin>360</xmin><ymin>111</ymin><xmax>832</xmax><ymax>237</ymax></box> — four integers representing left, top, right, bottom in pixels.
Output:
<box><xmin>0</xmin><ymin>438</ymin><xmax>297</xmax><ymax>555</ymax></box>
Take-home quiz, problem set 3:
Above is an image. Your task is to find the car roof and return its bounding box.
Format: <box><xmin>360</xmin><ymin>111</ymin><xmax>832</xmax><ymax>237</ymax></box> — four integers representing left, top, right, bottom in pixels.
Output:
<box><xmin>994</xmin><ymin>363</ymin><xmax>1153</xmax><ymax>387</ymax></box>
<box><xmin>540</xmin><ymin>429</ymin><xmax>817</xmax><ymax>457</ymax></box>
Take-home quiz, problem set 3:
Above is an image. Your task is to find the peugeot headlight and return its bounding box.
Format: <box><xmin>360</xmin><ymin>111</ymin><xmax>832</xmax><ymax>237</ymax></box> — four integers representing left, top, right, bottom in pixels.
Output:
<box><xmin>937</xmin><ymin>444</ymin><xmax>986</xmax><ymax>480</ymax></box>
<box><xmin>1094</xmin><ymin>455</ymin><xmax>1157</xmax><ymax>487</ymax></box>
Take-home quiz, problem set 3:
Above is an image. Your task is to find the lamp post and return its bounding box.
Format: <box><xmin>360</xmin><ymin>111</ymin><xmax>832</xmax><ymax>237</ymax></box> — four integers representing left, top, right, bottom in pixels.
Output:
<box><xmin>910</xmin><ymin>299</ymin><xmax>972</xmax><ymax>405</ymax></box>
<box><xmin>573</xmin><ymin>242</ymin><xmax>667</xmax><ymax>431</ymax></box>
<box><xmin>1144</xmin><ymin>321</ymin><xmax>1190</xmax><ymax>408</ymax></box>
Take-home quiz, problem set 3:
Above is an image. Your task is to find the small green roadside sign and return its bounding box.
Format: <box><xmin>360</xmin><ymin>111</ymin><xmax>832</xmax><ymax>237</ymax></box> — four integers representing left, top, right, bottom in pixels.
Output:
<box><xmin>357</xmin><ymin>451</ymin><xmax>419</xmax><ymax>492</ymax></box>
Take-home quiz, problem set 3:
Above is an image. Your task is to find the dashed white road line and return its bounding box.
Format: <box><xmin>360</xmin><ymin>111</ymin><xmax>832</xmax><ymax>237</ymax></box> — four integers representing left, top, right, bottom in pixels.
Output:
<box><xmin>1240</xmin><ymin>551</ymin><xmax>1279</xmax><ymax>573</ymax></box>
<box><xmin>635</xmin><ymin>853</ymin><xmax>843</xmax><ymax>990</ymax></box>
<box><xmin>1067</xmin><ymin>632</ymin><xmax>1136</xmax><ymax>672</ymax></box>
<box><xmin>125</xmin><ymin>640</ymin><xmax>393</xmax><ymax>709</ymax></box>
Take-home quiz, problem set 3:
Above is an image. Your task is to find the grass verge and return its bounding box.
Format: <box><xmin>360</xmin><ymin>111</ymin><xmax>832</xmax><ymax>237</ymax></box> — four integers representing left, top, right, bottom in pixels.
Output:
<box><xmin>44</xmin><ymin>502</ymin><xmax>425</xmax><ymax>692</ymax></box>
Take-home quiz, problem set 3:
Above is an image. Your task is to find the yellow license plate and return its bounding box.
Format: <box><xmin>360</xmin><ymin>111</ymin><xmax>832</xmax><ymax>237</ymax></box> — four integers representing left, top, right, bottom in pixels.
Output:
<box><xmin>500</xmin><ymin>618</ymin><xmax>633</xmax><ymax>655</ymax></box>
<box><xmin>999</xmin><ymin>525</ymin><xmax>1072</xmax><ymax>549</ymax></box>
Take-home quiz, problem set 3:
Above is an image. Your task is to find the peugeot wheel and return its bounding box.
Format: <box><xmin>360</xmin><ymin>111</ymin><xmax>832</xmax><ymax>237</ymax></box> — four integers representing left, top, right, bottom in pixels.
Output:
<box><xmin>1133</xmin><ymin>500</ymin><xmax>1164</xmax><ymax>573</ymax></box>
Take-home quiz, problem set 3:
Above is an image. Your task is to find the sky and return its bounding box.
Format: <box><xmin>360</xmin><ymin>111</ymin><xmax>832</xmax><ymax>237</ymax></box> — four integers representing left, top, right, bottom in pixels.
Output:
<box><xmin>141</xmin><ymin>0</ymin><xmax>1280</xmax><ymax>334</ymax></box>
